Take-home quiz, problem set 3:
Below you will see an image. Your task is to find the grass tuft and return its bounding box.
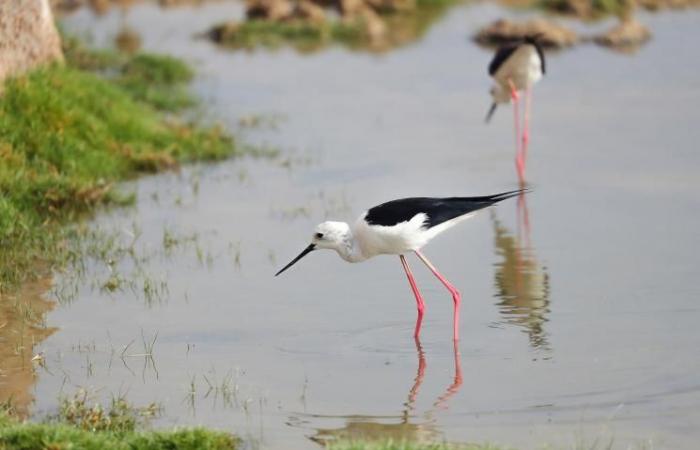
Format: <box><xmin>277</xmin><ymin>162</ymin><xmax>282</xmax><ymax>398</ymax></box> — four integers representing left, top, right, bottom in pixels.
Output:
<box><xmin>0</xmin><ymin>415</ymin><xmax>236</xmax><ymax>450</ymax></box>
<box><xmin>63</xmin><ymin>36</ymin><xmax>195</xmax><ymax>111</ymax></box>
<box><xmin>0</xmin><ymin>393</ymin><xmax>236</xmax><ymax>449</ymax></box>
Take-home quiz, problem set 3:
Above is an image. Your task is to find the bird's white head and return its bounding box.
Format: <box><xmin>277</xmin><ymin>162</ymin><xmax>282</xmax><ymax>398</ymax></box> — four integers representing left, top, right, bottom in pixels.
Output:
<box><xmin>275</xmin><ymin>221</ymin><xmax>353</xmax><ymax>276</ymax></box>
<box><xmin>312</xmin><ymin>221</ymin><xmax>351</xmax><ymax>250</ymax></box>
<box><xmin>485</xmin><ymin>85</ymin><xmax>512</xmax><ymax>122</ymax></box>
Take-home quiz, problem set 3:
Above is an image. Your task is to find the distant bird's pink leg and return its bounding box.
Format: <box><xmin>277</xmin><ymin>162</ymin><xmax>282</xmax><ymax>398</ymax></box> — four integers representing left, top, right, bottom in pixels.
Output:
<box><xmin>414</xmin><ymin>251</ymin><xmax>461</xmax><ymax>341</ymax></box>
<box><xmin>508</xmin><ymin>79</ymin><xmax>524</xmax><ymax>183</ymax></box>
<box><xmin>400</xmin><ymin>255</ymin><xmax>425</xmax><ymax>339</ymax></box>
<box><xmin>522</xmin><ymin>86</ymin><xmax>532</xmax><ymax>171</ymax></box>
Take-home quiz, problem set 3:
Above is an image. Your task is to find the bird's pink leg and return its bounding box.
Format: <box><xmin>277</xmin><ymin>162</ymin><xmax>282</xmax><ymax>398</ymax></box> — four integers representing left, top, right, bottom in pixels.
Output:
<box><xmin>400</xmin><ymin>255</ymin><xmax>425</xmax><ymax>339</ymax></box>
<box><xmin>414</xmin><ymin>250</ymin><xmax>461</xmax><ymax>341</ymax></box>
<box><xmin>522</xmin><ymin>86</ymin><xmax>532</xmax><ymax>172</ymax></box>
<box><xmin>508</xmin><ymin>79</ymin><xmax>524</xmax><ymax>183</ymax></box>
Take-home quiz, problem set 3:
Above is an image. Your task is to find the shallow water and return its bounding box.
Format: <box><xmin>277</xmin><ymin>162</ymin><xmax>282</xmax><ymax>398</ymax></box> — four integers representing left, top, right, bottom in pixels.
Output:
<box><xmin>23</xmin><ymin>3</ymin><xmax>700</xmax><ymax>449</ymax></box>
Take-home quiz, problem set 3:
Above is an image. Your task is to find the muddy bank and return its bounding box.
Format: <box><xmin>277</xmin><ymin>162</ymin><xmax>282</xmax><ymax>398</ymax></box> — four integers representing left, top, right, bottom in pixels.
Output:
<box><xmin>474</xmin><ymin>16</ymin><xmax>651</xmax><ymax>51</ymax></box>
<box><xmin>206</xmin><ymin>0</ymin><xmax>460</xmax><ymax>52</ymax></box>
<box><xmin>474</xmin><ymin>18</ymin><xmax>579</xmax><ymax>48</ymax></box>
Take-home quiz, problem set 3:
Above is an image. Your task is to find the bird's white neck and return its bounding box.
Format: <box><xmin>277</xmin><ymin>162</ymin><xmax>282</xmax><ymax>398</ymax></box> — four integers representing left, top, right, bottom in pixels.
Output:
<box><xmin>335</xmin><ymin>231</ymin><xmax>367</xmax><ymax>263</ymax></box>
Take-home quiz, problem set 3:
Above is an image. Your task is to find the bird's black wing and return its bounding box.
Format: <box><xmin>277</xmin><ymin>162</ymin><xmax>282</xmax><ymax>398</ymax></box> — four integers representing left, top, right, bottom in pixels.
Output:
<box><xmin>524</xmin><ymin>36</ymin><xmax>546</xmax><ymax>74</ymax></box>
<box><xmin>365</xmin><ymin>190</ymin><xmax>524</xmax><ymax>229</ymax></box>
<box><xmin>488</xmin><ymin>44</ymin><xmax>518</xmax><ymax>76</ymax></box>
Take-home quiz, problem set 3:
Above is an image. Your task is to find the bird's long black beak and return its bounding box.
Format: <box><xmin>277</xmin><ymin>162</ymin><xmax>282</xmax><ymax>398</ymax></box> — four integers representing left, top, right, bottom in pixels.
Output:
<box><xmin>485</xmin><ymin>102</ymin><xmax>497</xmax><ymax>123</ymax></box>
<box><xmin>275</xmin><ymin>244</ymin><xmax>315</xmax><ymax>276</ymax></box>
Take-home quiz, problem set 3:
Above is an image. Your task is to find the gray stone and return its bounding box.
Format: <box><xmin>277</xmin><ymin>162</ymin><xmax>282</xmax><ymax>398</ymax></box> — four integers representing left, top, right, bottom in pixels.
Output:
<box><xmin>0</xmin><ymin>0</ymin><xmax>64</xmax><ymax>86</ymax></box>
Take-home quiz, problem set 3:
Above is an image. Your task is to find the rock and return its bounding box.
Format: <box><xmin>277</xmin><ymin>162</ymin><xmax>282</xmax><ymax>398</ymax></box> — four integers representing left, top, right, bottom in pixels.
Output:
<box><xmin>593</xmin><ymin>18</ymin><xmax>651</xmax><ymax>48</ymax></box>
<box><xmin>294</xmin><ymin>0</ymin><xmax>326</xmax><ymax>24</ymax></box>
<box><xmin>338</xmin><ymin>0</ymin><xmax>366</xmax><ymax>16</ymax></box>
<box><xmin>0</xmin><ymin>0</ymin><xmax>64</xmax><ymax>86</ymax></box>
<box><xmin>359</xmin><ymin>7</ymin><xmax>387</xmax><ymax>43</ymax></box>
<box><xmin>474</xmin><ymin>18</ymin><xmax>578</xmax><ymax>48</ymax></box>
<box><xmin>246</xmin><ymin>0</ymin><xmax>295</xmax><ymax>21</ymax></box>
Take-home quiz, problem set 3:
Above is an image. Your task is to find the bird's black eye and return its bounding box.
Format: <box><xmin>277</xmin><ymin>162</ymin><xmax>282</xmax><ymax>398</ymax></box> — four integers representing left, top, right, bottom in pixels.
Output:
<box><xmin>315</xmin><ymin>232</ymin><xmax>324</xmax><ymax>239</ymax></box>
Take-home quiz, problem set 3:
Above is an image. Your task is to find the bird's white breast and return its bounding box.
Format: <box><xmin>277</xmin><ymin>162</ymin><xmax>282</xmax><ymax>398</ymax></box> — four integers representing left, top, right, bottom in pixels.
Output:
<box><xmin>353</xmin><ymin>213</ymin><xmax>431</xmax><ymax>258</ymax></box>
<box><xmin>494</xmin><ymin>45</ymin><xmax>543</xmax><ymax>92</ymax></box>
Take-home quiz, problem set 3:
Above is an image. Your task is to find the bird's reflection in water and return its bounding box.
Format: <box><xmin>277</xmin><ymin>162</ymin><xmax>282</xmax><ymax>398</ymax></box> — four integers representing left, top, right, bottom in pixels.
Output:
<box><xmin>304</xmin><ymin>339</ymin><xmax>462</xmax><ymax>446</ymax></box>
<box><xmin>492</xmin><ymin>193</ymin><xmax>551</xmax><ymax>351</ymax></box>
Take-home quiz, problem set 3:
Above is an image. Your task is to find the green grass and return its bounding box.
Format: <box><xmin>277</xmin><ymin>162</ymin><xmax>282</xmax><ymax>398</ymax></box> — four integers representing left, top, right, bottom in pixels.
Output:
<box><xmin>0</xmin><ymin>43</ymin><xmax>236</xmax><ymax>292</ymax></box>
<box><xmin>0</xmin><ymin>395</ymin><xmax>237</xmax><ymax>450</ymax></box>
<box><xmin>62</xmin><ymin>36</ymin><xmax>195</xmax><ymax>111</ymax></box>
<box><xmin>116</xmin><ymin>54</ymin><xmax>195</xmax><ymax>111</ymax></box>
<box><xmin>0</xmin><ymin>425</ymin><xmax>236</xmax><ymax>450</ymax></box>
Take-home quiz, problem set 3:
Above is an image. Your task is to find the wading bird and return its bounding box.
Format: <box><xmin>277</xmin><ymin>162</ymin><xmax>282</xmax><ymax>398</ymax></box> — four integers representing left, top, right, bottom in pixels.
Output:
<box><xmin>485</xmin><ymin>36</ymin><xmax>546</xmax><ymax>183</ymax></box>
<box><xmin>275</xmin><ymin>190</ymin><xmax>524</xmax><ymax>341</ymax></box>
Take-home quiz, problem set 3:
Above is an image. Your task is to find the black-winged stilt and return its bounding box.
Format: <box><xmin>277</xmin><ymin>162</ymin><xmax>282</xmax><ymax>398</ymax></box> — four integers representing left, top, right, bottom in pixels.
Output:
<box><xmin>275</xmin><ymin>189</ymin><xmax>524</xmax><ymax>341</ymax></box>
<box><xmin>486</xmin><ymin>36</ymin><xmax>546</xmax><ymax>183</ymax></box>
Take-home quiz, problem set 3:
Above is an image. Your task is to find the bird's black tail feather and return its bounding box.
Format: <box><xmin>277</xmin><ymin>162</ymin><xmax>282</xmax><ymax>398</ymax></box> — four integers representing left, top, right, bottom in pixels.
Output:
<box><xmin>457</xmin><ymin>188</ymin><xmax>529</xmax><ymax>206</ymax></box>
<box><xmin>487</xmin><ymin>188</ymin><xmax>530</xmax><ymax>203</ymax></box>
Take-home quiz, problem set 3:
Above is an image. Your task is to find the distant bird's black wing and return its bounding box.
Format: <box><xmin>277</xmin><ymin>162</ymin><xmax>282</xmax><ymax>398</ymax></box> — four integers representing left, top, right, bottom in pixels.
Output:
<box><xmin>525</xmin><ymin>36</ymin><xmax>546</xmax><ymax>74</ymax></box>
<box><xmin>365</xmin><ymin>190</ymin><xmax>524</xmax><ymax>229</ymax></box>
<box><xmin>488</xmin><ymin>44</ymin><xmax>518</xmax><ymax>76</ymax></box>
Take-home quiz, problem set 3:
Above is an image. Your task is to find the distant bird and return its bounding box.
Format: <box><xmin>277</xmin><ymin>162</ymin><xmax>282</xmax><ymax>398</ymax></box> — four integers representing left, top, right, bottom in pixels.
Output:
<box><xmin>486</xmin><ymin>36</ymin><xmax>546</xmax><ymax>182</ymax></box>
<box><xmin>275</xmin><ymin>190</ymin><xmax>524</xmax><ymax>341</ymax></box>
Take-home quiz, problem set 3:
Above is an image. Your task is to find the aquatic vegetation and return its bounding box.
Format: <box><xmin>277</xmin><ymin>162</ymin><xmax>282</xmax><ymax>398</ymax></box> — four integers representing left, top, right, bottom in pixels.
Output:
<box><xmin>0</xmin><ymin>42</ymin><xmax>236</xmax><ymax>292</ymax></box>
<box><xmin>57</xmin><ymin>391</ymin><xmax>159</xmax><ymax>433</ymax></box>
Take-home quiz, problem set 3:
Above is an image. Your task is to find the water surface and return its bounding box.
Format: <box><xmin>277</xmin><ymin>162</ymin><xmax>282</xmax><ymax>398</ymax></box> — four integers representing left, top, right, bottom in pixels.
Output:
<box><xmin>28</xmin><ymin>3</ymin><xmax>700</xmax><ymax>449</ymax></box>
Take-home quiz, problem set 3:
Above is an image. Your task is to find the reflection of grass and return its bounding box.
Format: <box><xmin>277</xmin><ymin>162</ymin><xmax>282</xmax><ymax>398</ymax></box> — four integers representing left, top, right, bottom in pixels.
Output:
<box><xmin>0</xmin><ymin>41</ymin><xmax>236</xmax><ymax>292</ymax></box>
<box><xmin>0</xmin><ymin>394</ymin><xmax>237</xmax><ymax>449</ymax></box>
<box><xmin>212</xmin><ymin>0</ymin><xmax>460</xmax><ymax>52</ymax></box>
